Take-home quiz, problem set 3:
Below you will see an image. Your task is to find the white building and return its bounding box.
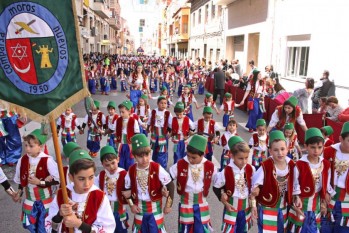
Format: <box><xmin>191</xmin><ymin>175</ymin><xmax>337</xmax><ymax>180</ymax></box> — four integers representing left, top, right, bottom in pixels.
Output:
<box><xmin>188</xmin><ymin>0</ymin><xmax>224</xmax><ymax>63</ymax></box>
<box><xmin>218</xmin><ymin>0</ymin><xmax>349</xmax><ymax>89</ymax></box>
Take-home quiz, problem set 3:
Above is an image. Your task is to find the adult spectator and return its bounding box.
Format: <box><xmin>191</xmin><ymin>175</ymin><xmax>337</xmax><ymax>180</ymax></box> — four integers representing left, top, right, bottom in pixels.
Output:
<box><xmin>213</xmin><ymin>67</ymin><xmax>225</xmax><ymax>105</ymax></box>
<box><xmin>312</xmin><ymin>70</ymin><xmax>336</xmax><ymax>109</ymax></box>
<box><xmin>338</xmin><ymin>99</ymin><xmax>349</xmax><ymax>122</ymax></box>
<box><xmin>326</xmin><ymin>96</ymin><xmax>343</xmax><ymax>122</ymax></box>
<box><xmin>266</xmin><ymin>65</ymin><xmax>279</xmax><ymax>83</ymax></box>
<box><xmin>293</xmin><ymin>78</ymin><xmax>315</xmax><ymax>114</ymax></box>
<box><xmin>273</xmin><ymin>80</ymin><xmax>291</xmax><ymax>105</ymax></box>
<box><xmin>233</xmin><ymin>59</ymin><xmax>242</xmax><ymax>78</ymax></box>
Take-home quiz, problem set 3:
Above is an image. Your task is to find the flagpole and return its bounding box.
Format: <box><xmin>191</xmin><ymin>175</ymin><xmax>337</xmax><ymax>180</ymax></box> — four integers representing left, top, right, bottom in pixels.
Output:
<box><xmin>50</xmin><ymin>120</ymin><xmax>74</xmax><ymax>233</ymax></box>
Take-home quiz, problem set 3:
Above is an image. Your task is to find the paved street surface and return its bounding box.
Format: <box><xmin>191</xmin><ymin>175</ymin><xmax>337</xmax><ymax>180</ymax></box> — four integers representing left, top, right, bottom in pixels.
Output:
<box><xmin>0</xmin><ymin>83</ymin><xmax>259</xmax><ymax>232</ymax></box>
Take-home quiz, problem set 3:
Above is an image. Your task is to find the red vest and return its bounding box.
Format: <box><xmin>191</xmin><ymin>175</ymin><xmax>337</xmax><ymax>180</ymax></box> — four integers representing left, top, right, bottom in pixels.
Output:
<box><xmin>288</xmin><ymin>134</ymin><xmax>297</xmax><ymax>150</ymax></box>
<box><xmin>128</xmin><ymin>162</ymin><xmax>162</xmax><ymax>204</ymax></box>
<box><xmin>106</xmin><ymin>114</ymin><xmax>119</xmax><ymax>126</ymax></box>
<box><xmin>60</xmin><ymin>114</ymin><xmax>77</xmax><ymax>130</ymax></box>
<box><xmin>171</xmin><ymin>117</ymin><xmax>190</xmax><ymax>138</ymax></box>
<box><xmin>197</xmin><ymin>119</ymin><xmax>215</xmax><ymax>135</ymax></box>
<box><xmin>324</xmin><ymin>146</ymin><xmax>349</xmax><ymax>194</ymax></box>
<box><xmin>136</xmin><ymin>104</ymin><xmax>150</xmax><ymax>117</ymax></box>
<box><xmin>223</xmin><ymin>100</ymin><xmax>235</xmax><ymax>113</ymax></box>
<box><xmin>150</xmin><ymin>109</ymin><xmax>170</xmax><ymax>134</ymax></box>
<box><xmin>20</xmin><ymin>154</ymin><xmax>49</xmax><ymax>187</ymax></box>
<box><xmin>256</xmin><ymin>158</ymin><xmax>295</xmax><ymax>207</ymax></box>
<box><xmin>204</xmin><ymin>98</ymin><xmax>215</xmax><ymax>107</ymax></box>
<box><xmin>295</xmin><ymin>159</ymin><xmax>330</xmax><ymax>199</ymax></box>
<box><xmin>57</xmin><ymin>188</ymin><xmax>104</xmax><ymax>233</ymax></box>
<box><xmin>181</xmin><ymin>93</ymin><xmax>193</xmax><ymax>107</ymax></box>
<box><xmin>324</xmin><ymin>139</ymin><xmax>334</xmax><ymax>147</ymax></box>
<box><xmin>275</xmin><ymin>105</ymin><xmax>301</xmax><ymax>130</ymax></box>
<box><xmin>224</xmin><ymin>164</ymin><xmax>253</xmax><ymax>197</ymax></box>
<box><xmin>131</xmin><ymin>73</ymin><xmax>147</xmax><ymax>89</ymax></box>
<box><xmin>252</xmin><ymin>133</ymin><xmax>269</xmax><ymax>147</ymax></box>
<box><xmin>115</xmin><ymin>117</ymin><xmax>135</xmax><ymax>144</ymax></box>
<box><xmin>176</xmin><ymin>159</ymin><xmax>214</xmax><ymax>197</ymax></box>
<box><xmin>249</xmin><ymin>79</ymin><xmax>264</xmax><ymax>97</ymax></box>
<box><xmin>87</xmin><ymin>112</ymin><xmax>103</xmax><ymax>128</ymax></box>
<box><xmin>98</xmin><ymin>170</ymin><xmax>127</xmax><ymax>205</ymax></box>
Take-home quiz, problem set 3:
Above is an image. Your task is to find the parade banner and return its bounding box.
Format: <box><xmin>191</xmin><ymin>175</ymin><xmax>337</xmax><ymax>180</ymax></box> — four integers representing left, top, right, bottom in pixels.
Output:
<box><xmin>0</xmin><ymin>0</ymin><xmax>89</xmax><ymax>121</ymax></box>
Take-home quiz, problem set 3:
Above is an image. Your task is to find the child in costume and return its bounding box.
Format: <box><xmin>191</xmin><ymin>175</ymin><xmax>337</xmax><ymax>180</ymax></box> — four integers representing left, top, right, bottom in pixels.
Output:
<box><xmin>177</xmin><ymin>70</ymin><xmax>186</xmax><ymax>97</ymax></box>
<box><xmin>322</xmin><ymin>122</ymin><xmax>349</xmax><ymax>233</ymax></box>
<box><xmin>147</xmin><ymin>96</ymin><xmax>173</xmax><ymax>168</ymax></box>
<box><xmin>119</xmin><ymin>69</ymin><xmax>128</xmax><ymax>92</ymax></box>
<box><xmin>197</xmin><ymin>72</ymin><xmax>205</xmax><ymax>95</ymax></box>
<box><xmin>115</xmin><ymin>100</ymin><xmax>140</xmax><ymax>171</ymax></box>
<box><xmin>252</xmin><ymin>130</ymin><xmax>295</xmax><ymax>233</ymax></box>
<box><xmin>171</xmin><ymin>102</ymin><xmax>195</xmax><ymax>164</ymax></box>
<box><xmin>105</xmin><ymin>101</ymin><xmax>119</xmax><ymax>149</ymax></box>
<box><xmin>267</xmin><ymin>96</ymin><xmax>308</xmax><ymax>133</ymax></box>
<box><xmin>110</xmin><ymin>64</ymin><xmax>118</xmax><ymax>91</ymax></box>
<box><xmin>96</xmin><ymin>146</ymin><xmax>129</xmax><ymax>233</ymax></box>
<box><xmin>0</xmin><ymin>117</ymin><xmax>8</xmax><ymax>165</ymax></box>
<box><xmin>149</xmin><ymin>65</ymin><xmax>159</xmax><ymax>93</ymax></box>
<box><xmin>13</xmin><ymin>129</ymin><xmax>59</xmax><ymax>232</ymax></box>
<box><xmin>135</xmin><ymin>94</ymin><xmax>150</xmax><ymax>136</ymax></box>
<box><xmin>283</xmin><ymin>122</ymin><xmax>302</xmax><ymax>160</ymax></box>
<box><xmin>220</xmin><ymin>93</ymin><xmax>240</xmax><ymax>127</ymax></box>
<box><xmin>219</xmin><ymin>119</ymin><xmax>238</xmax><ymax>171</ymax></box>
<box><xmin>79</xmin><ymin>100</ymin><xmax>106</xmax><ymax>157</ymax></box>
<box><xmin>178</xmin><ymin>85</ymin><xmax>199</xmax><ymax>121</ymax></box>
<box><xmin>195</xmin><ymin>106</ymin><xmax>220</xmax><ymax>161</ymax></box>
<box><xmin>100</xmin><ymin>64</ymin><xmax>109</xmax><ymax>95</ymax></box>
<box><xmin>47</xmin><ymin>149</ymin><xmax>116</xmax><ymax>233</ymax></box>
<box><xmin>321</xmin><ymin>125</ymin><xmax>334</xmax><ymax>147</ymax></box>
<box><xmin>88</xmin><ymin>65</ymin><xmax>97</xmax><ymax>94</ymax></box>
<box><xmin>198</xmin><ymin>93</ymin><xmax>220</xmax><ymax>114</ymax></box>
<box><xmin>124</xmin><ymin>134</ymin><xmax>174</xmax><ymax>233</ymax></box>
<box><xmin>56</xmin><ymin>107</ymin><xmax>79</xmax><ymax>146</ymax></box>
<box><xmin>249</xmin><ymin>119</ymin><xmax>269</xmax><ymax>170</ymax></box>
<box><xmin>61</xmin><ymin>142</ymin><xmax>81</xmax><ymax>187</ymax></box>
<box><xmin>289</xmin><ymin>128</ymin><xmax>335</xmax><ymax>232</ymax></box>
<box><xmin>213</xmin><ymin>136</ymin><xmax>255</xmax><ymax>232</ymax></box>
<box><xmin>169</xmin><ymin>135</ymin><xmax>216</xmax><ymax>233</ymax></box>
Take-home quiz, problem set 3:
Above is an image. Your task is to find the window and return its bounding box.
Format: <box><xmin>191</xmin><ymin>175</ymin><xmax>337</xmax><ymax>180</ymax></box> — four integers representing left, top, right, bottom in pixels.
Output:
<box><xmin>211</xmin><ymin>3</ymin><xmax>215</xmax><ymax>19</ymax></box>
<box><xmin>140</xmin><ymin>19</ymin><xmax>145</xmax><ymax>27</ymax></box>
<box><xmin>192</xmin><ymin>13</ymin><xmax>195</xmax><ymax>27</ymax></box>
<box><xmin>182</xmin><ymin>15</ymin><xmax>188</xmax><ymax>34</ymax></box>
<box><xmin>205</xmin><ymin>4</ymin><xmax>209</xmax><ymax>23</ymax></box>
<box><xmin>286</xmin><ymin>47</ymin><xmax>310</xmax><ymax>77</ymax></box>
<box><xmin>198</xmin><ymin>9</ymin><xmax>201</xmax><ymax>24</ymax></box>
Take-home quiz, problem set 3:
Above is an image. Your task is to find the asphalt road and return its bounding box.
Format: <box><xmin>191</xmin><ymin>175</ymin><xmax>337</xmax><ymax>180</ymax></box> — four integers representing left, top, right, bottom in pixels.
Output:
<box><xmin>0</xmin><ymin>82</ymin><xmax>258</xmax><ymax>232</ymax></box>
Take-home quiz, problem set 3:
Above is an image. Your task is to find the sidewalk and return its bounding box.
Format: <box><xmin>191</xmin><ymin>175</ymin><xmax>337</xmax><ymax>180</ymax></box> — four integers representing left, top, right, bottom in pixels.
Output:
<box><xmin>279</xmin><ymin>77</ymin><xmax>348</xmax><ymax>107</ymax></box>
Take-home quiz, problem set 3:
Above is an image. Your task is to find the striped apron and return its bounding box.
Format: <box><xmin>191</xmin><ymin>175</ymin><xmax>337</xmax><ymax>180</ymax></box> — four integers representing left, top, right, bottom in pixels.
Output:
<box><xmin>258</xmin><ymin>196</ymin><xmax>288</xmax><ymax>232</ymax></box>
<box><xmin>221</xmin><ymin>196</ymin><xmax>252</xmax><ymax>233</ymax></box>
<box><xmin>329</xmin><ymin>186</ymin><xmax>349</xmax><ymax>227</ymax></box>
<box><xmin>133</xmin><ymin>200</ymin><xmax>166</xmax><ymax>233</ymax></box>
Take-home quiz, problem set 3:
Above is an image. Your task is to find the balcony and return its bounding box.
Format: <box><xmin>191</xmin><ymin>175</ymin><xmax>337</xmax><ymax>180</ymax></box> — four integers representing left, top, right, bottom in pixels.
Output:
<box><xmin>108</xmin><ymin>17</ymin><xmax>120</xmax><ymax>30</ymax></box>
<box><xmin>92</xmin><ymin>0</ymin><xmax>110</xmax><ymax>19</ymax></box>
<box><xmin>213</xmin><ymin>0</ymin><xmax>237</xmax><ymax>6</ymax></box>
<box><xmin>81</xmin><ymin>27</ymin><xmax>90</xmax><ymax>38</ymax></box>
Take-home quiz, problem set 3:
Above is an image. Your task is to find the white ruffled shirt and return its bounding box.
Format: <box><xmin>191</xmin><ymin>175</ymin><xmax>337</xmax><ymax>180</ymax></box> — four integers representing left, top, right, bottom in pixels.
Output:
<box><xmin>95</xmin><ymin>168</ymin><xmax>125</xmax><ymax>202</ymax></box>
<box><xmin>268</xmin><ymin>109</ymin><xmax>306</xmax><ymax>129</ymax></box>
<box><xmin>331</xmin><ymin>143</ymin><xmax>349</xmax><ymax>189</ymax></box>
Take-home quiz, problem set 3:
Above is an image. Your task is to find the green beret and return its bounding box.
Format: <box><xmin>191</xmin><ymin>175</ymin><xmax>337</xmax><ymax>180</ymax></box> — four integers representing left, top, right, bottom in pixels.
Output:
<box><xmin>136</xmin><ymin>62</ymin><xmax>143</xmax><ymax>67</ymax></box>
<box><xmin>205</xmin><ymin>93</ymin><xmax>212</xmax><ymax>98</ymax></box>
<box><xmin>69</xmin><ymin>149</ymin><xmax>92</xmax><ymax>167</ymax></box>
<box><xmin>141</xmin><ymin>94</ymin><xmax>148</xmax><ymax>100</ymax></box>
<box><xmin>284</xmin><ymin>123</ymin><xmax>294</xmax><ymax>130</ymax></box>
<box><xmin>322</xmin><ymin>126</ymin><xmax>334</xmax><ymax>136</ymax></box>
<box><xmin>269</xmin><ymin>130</ymin><xmax>286</xmax><ymax>146</ymax></box>
<box><xmin>188</xmin><ymin>135</ymin><xmax>207</xmax><ymax>153</ymax></box>
<box><xmin>63</xmin><ymin>142</ymin><xmax>80</xmax><ymax>157</ymax></box>
<box><xmin>184</xmin><ymin>84</ymin><xmax>191</xmax><ymax>88</ymax></box>
<box><xmin>203</xmin><ymin>106</ymin><xmax>213</xmax><ymax>114</ymax></box>
<box><xmin>158</xmin><ymin>96</ymin><xmax>167</xmax><ymax>102</ymax></box>
<box><xmin>175</xmin><ymin>102</ymin><xmax>185</xmax><ymax>110</ymax></box>
<box><xmin>305</xmin><ymin>128</ymin><xmax>324</xmax><ymax>142</ymax></box>
<box><xmin>107</xmin><ymin>101</ymin><xmax>116</xmax><ymax>109</ymax></box>
<box><xmin>100</xmin><ymin>145</ymin><xmax>117</xmax><ymax>157</ymax></box>
<box><xmin>131</xmin><ymin>134</ymin><xmax>150</xmax><ymax>152</ymax></box>
<box><xmin>224</xmin><ymin>93</ymin><xmax>232</xmax><ymax>98</ymax></box>
<box><xmin>256</xmin><ymin>119</ymin><xmax>266</xmax><ymax>127</ymax></box>
<box><xmin>252</xmin><ymin>69</ymin><xmax>260</xmax><ymax>75</ymax></box>
<box><xmin>286</xmin><ymin>96</ymin><xmax>298</xmax><ymax>107</ymax></box>
<box><xmin>29</xmin><ymin>129</ymin><xmax>47</xmax><ymax>145</ymax></box>
<box><xmin>228</xmin><ymin>136</ymin><xmax>244</xmax><ymax>151</ymax></box>
<box><xmin>94</xmin><ymin>100</ymin><xmax>100</xmax><ymax>109</ymax></box>
<box><xmin>341</xmin><ymin>122</ymin><xmax>349</xmax><ymax>135</ymax></box>
<box><xmin>161</xmin><ymin>86</ymin><xmax>167</xmax><ymax>92</ymax></box>
<box><xmin>119</xmin><ymin>100</ymin><xmax>133</xmax><ymax>110</ymax></box>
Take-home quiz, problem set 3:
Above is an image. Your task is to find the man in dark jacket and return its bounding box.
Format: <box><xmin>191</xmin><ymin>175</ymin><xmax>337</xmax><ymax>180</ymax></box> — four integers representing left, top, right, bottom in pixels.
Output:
<box><xmin>213</xmin><ymin>67</ymin><xmax>226</xmax><ymax>105</ymax></box>
<box><xmin>312</xmin><ymin>70</ymin><xmax>336</xmax><ymax>109</ymax></box>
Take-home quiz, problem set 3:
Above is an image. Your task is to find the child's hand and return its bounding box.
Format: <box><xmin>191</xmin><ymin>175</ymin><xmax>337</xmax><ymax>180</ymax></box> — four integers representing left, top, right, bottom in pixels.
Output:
<box><xmin>28</xmin><ymin>176</ymin><xmax>41</xmax><ymax>185</ymax></box>
<box><xmin>131</xmin><ymin>205</ymin><xmax>141</xmax><ymax>214</ymax></box>
<box><xmin>161</xmin><ymin>186</ymin><xmax>169</xmax><ymax>198</ymax></box>
<box><xmin>122</xmin><ymin>190</ymin><xmax>131</xmax><ymax>199</ymax></box>
<box><xmin>224</xmin><ymin>202</ymin><xmax>235</xmax><ymax>212</ymax></box>
<box><xmin>79</xmin><ymin>129</ymin><xmax>84</xmax><ymax>135</ymax></box>
<box><xmin>325</xmin><ymin>192</ymin><xmax>331</xmax><ymax>205</ymax></box>
<box><xmin>320</xmin><ymin>201</ymin><xmax>327</xmax><ymax>216</ymax></box>
<box><xmin>220</xmin><ymin>192</ymin><xmax>228</xmax><ymax>204</ymax></box>
<box><xmin>250</xmin><ymin>186</ymin><xmax>260</xmax><ymax>197</ymax></box>
<box><xmin>163</xmin><ymin>207</ymin><xmax>172</xmax><ymax>214</ymax></box>
<box><xmin>60</xmin><ymin>203</ymin><xmax>74</xmax><ymax>217</ymax></box>
<box><xmin>216</xmin><ymin>111</ymin><xmax>220</xmax><ymax>115</ymax></box>
<box><xmin>63</xmin><ymin>214</ymin><xmax>82</xmax><ymax>228</ymax></box>
<box><xmin>251</xmin><ymin>207</ymin><xmax>258</xmax><ymax>220</ymax></box>
<box><xmin>293</xmin><ymin>195</ymin><xmax>302</xmax><ymax>209</ymax></box>
<box><xmin>45</xmin><ymin>176</ymin><xmax>53</xmax><ymax>182</ymax></box>
<box><xmin>12</xmin><ymin>191</ymin><xmax>22</xmax><ymax>203</ymax></box>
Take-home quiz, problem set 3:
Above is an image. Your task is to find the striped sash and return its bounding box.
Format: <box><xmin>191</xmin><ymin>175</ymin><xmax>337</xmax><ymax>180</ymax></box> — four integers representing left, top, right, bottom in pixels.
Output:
<box><xmin>88</xmin><ymin>130</ymin><xmax>102</xmax><ymax>141</ymax></box>
<box><xmin>179</xmin><ymin>192</ymin><xmax>210</xmax><ymax>225</ymax></box>
<box><xmin>23</xmin><ymin>186</ymin><xmax>53</xmax><ymax>215</ymax></box>
<box><xmin>111</xmin><ymin>201</ymin><xmax>127</xmax><ymax>221</ymax></box>
<box><xmin>329</xmin><ymin>186</ymin><xmax>349</xmax><ymax>226</ymax></box>
<box><xmin>61</xmin><ymin>128</ymin><xmax>75</xmax><ymax>137</ymax></box>
<box><xmin>260</xmin><ymin>196</ymin><xmax>288</xmax><ymax>232</ymax></box>
<box><xmin>252</xmin><ymin>149</ymin><xmax>267</xmax><ymax>167</ymax></box>
<box><xmin>222</xmin><ymin>197</ymin><xmax>252</xmax><ymax>232</ymax></box>
<box><xmin>133</xmin><ymin>200</ymin><xmax>165</xmax><ymax>231</ymax></box>
<box><xmin>151</xmin><ymin>133</ymin><xmax>167</xmax><ymax>153</ymax></box>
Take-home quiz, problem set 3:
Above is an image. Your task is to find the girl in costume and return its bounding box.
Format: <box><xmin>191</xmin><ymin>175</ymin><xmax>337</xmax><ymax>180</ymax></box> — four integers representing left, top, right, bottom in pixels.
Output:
<box><xmin>128</xmin><ymin>62</ymin><xmax>150</xmax><ymax>108</ymax></box>
<box><xmin>283</xmin><ymin>122</ymin><xmax>302</xmax><ymax>160</ymax></box>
